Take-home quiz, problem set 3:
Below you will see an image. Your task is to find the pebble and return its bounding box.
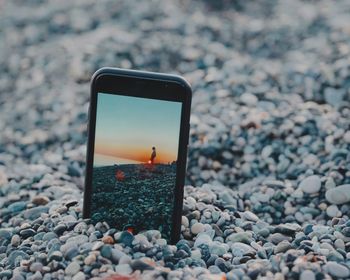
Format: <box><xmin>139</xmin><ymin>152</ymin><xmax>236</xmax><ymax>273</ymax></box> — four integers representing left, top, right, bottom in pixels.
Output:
<box><xmin>275</xmin><ymin>224</ymin><xmax>300</xmax><ymax>236</ymax></box>
<box><xmin>72</xmin><ymin>272</ymin><xmax>85</xmax><ymax>280</ymax></box>
<box><xmin>49</xmin><ymin>251</ymin><xmax>63</xmax><ymax>261</ymax></box>
<box><xmin>23</xmin><ymin>206</ymin><xmax>49</xmax><ymax>220</ymax></box>
<box><xmin>194</xmin><ymin>233</ymin><xmax>212</xmax><ymax>248</ymax></box>
<box><xmin>209</xmin><ymin>242</ymin><xmax>227</xmax><ymax>256</ymax></box>
<box><xmin>240</xmin><ymin>93</ymin><xmax>258</xmax><ymax>106</ymax></box>
<box><xmin>325</xmin><ymin>184</ymin><xmax>350</xmax><ymax>204</ymax></box>
<box><xmin>8</xmin><ymin>201</ymin><xmax>27</xmax><ymax>212</ymax></box>
<box><xmin>324</xmin><ymin>262</ymin><xmax>350</xmax><ymax>278</ymax></box>
<box><xmin>326</xmin><ymin>205</ymin><xmax>339</xmax><ymax>217</ymax></box>
<box><xmin>226</xmin><ymin>232</ymin><xmax>252</xmax><ymax>244</ymax></box>
<box><xmin>0</xmin><ymin>229</ymin><xmax>13</xmax><ymax>241</ymax></box>
<box><xmin>102</xmin><ymin>235</ymin><xmax>114</xmax><ymax>244</ymax></box>
<box><xmin>299</xmin><ymin>270</ymin><xmax>315</xmax><ymax>280</ymax></box>
<box><xmin>84</xmin><ymin>254</ymin><xmax>96</xmax><ymax>265</ymax></box>
<box><xmin>65</xmin><ymin>261</ymin><xmax>81</xmax><ymax>276</ymax></box>
<box><xmin>20</xmin><ymin>228</ymin><xmax>36</xmax><ymax>238</ymax></box>
<box><xmin>30</xmin><ymin>262</ymin><xmax>43</xmax><ymax>272</ymax></box>
<box><xmin>268</xmin><ymin>233</ymin><xmax>291</xmax><ymax>245</ymax></box>
<box><xmin>130</xmin><ymin>259</ymin><xmax>154</xmax><ymax>271</ymax></box>
<box><xmin>115</xmin><ymin>264</ymin><xmax>132</xmax><ymax>275</ymax></box>
<box><xmin>231</xmin><ymin>242</ymin><xmax>255</xmax><ymax>257</ymax></box>
<box><xmin>299</xmin><ymin>175</ymin><xmax>321</xmax><ymax>194</ymax></box>
<box><xmin>32</xmin><ymin>195</ymin><xmax>50</xmax><ymax>205</ymax></box>
<box><xmin>274</xmin><ymin>240</ymin><xmax>292</xmax><ymax>254</ymax></box>
<box><xmin>8</xmin><ymin>250</ymin><xmax>29</xmax><ymax>268</ymax></box>
<box><xmin>182</xmin><ymin>216</ymin><xmax>189</xmax><ymax>228</ymax></box>
<box><xmin>243</xmin><ymin>211</ymin><xmax>259</xmax><ymax>222</ymax></box>
<box><xmin>191</xmin><ymin>223</ymin><xmax>205</xmax><ymax>235</ymax></box>
<box><xmin>118</xmin><ymin>231</ymin><xmax>134</xmax><ymax>247</ymax></box>
<box><xmin>53</xmin><ymin>224</ymin><xmax>67</xmax><ymax>235</ymax></box>
<box><xmin>11</xmin><ymin>234</ymin><xmax>21</xmax><ymax>247</ymax></box>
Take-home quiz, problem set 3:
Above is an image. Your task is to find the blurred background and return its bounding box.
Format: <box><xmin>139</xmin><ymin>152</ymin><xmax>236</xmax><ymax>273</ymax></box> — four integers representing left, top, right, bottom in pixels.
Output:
<box><xmin>1</xmin><ymin>2</ymin><xmax>350</xmax><ymax>279</ymax></box>
<box><xmin>0</xmin><ymin>0</ymin><xmax>349</xmax><ymax>195</ymax></box>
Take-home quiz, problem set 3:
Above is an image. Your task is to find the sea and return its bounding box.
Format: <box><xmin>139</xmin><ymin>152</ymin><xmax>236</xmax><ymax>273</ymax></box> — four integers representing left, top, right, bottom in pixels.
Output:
<box><xmin>93</xmin><ymin>153</ymin><xmax>142</xmax><ymax>167</ymax></box>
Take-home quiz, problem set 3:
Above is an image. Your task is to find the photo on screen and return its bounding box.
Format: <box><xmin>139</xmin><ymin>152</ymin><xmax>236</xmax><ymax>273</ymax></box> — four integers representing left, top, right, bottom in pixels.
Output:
<box><xmin>90</xmin><ymin>92</ymin><xmax>182</xmax><ymax>240</ymax></box>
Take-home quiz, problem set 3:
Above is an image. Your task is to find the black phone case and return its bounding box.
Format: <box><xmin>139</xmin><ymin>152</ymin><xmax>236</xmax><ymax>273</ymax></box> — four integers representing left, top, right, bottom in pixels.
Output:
<box><xmin>83</xmin><ymin>67</ymin><xmax>192</xmax><ymax>244</ymax></box>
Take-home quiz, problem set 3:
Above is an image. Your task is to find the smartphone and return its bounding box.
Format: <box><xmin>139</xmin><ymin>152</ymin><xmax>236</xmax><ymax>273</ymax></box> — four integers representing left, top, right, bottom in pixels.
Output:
<box><xmin>83</xmin><ymin>67</ymin><xmax>192</xmax><ymax>244</ymax></box>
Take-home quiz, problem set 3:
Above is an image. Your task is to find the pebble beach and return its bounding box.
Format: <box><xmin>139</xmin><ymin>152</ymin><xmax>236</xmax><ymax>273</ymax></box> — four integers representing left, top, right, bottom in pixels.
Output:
<box><xmin>1</xmin><ymin>0</ymin><xmax>350</xmax><ymax>279</ymax></box>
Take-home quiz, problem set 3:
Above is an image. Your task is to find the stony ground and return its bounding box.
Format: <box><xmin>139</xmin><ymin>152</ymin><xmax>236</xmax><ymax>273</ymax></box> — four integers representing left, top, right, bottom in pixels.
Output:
<box><xmin>91</xmin><ymin>164</ymin><xmax>176</xmax><ymax>240</ymax></box>
<box><xmin>0</xmin><ymin>0</ymin><xmax>350</xmax><ymax>279</ymax></box>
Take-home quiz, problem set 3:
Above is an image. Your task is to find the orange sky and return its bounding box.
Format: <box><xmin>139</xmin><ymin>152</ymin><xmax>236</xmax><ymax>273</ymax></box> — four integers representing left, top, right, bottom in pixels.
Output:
<box><xmin>93</xmin><ymin>93</ymin><xmax>181</xmax><ymax>166</ymax></box>
<box><xmin>95</xmin><ymin>142</ymin><xmax>177</xmax><ymax>164</ymax></box>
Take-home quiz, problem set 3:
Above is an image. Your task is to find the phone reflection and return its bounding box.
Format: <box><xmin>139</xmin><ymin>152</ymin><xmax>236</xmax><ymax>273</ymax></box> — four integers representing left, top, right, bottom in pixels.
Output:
<box><xmin>90</xmin><ymin>93</ymin><xmax>182</xmax><ymax>241</ymax></box>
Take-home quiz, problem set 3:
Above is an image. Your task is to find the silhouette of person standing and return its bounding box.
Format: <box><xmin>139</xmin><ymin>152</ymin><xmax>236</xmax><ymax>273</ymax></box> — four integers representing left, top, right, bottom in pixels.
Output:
<box><xmin>150</xmin><ymin>147</ymin><xmax>156</xmax><ymax>164</ymax></box>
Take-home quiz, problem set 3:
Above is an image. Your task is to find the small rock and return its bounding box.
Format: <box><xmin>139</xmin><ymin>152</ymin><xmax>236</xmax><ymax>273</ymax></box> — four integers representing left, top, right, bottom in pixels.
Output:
<box><xmin>275</xmin><ymin>224</ymin><xmax>301</xmax><ymax>236</ymax></box>
<box><xmin>0</xmin><ymin>170</ymin><xmax>8</xmax><ymax>187</ymax></box>
<box><xmin>324</xmin><ymin>87</ymin><xmax>346</xmax><ymax>107</ymax></box>
<box><xmin>0</xmin><ymin>228</ymin><xmax>13</xmax><ymax>241</ymax></box>
<box><xmin>8</xmin><ymin>201</ymin><xmax>27</xmax><ymax>212</ymax></box>
<box><xmin>115</xmin><ymin>264</ymin><xmax>132</xmax><ymax>275</ymax></box>
<box><xmin>65</xmin><ymin>261</ymin><xmax>80</xmax><ymax>276</ymax></box>
<box><xmin>118</xmin><ymin>231</ymin><xmax>134</xmax><ymax>247</ymax></box>
<box><xmin>240</xmin><ymin>92</ymin><xmax>258</xmax><ymax>106</ymax></box>
<box><xmin>72</xmin><ymin>272</ymin><xmax>85</xmax><ymax>280</ymax></box>
<box><xmin>100</xmin><ymin>245</ymin><xmax>112</xmax><ymax>259</ymax></box>
<box><xmin>182</xmin><ymin>216</ymin><xmax>189</xmax><ymax>227</ymax></box>
<box><xmin>84</xmin><ymin>254</ymin><xmax>96</xmax><ymax>265</ymax></box>
<box><xmin>227</xmin><ymin>232</ymin><xmax>252</xmax><ymax>244</ymax></box>
<box><xmin>194</xmin><ymin>233</ymin><xmax>212</xmax><ymax>248</ymax></box>
<box><xmin>49</xmin><ymin>251</ymin><xmax>63</xmax><ymax>261</ymax></box>
<box><xmin>268</xmin><ymin>233</ymin><xmax>291</xmax><ymax>245</ymax></box>
<box><xmin>324</xmin><ymin>261</ymin><xmax>350</xmax><ymax>278</ymax></box>
<box><xmin>65</xmin><ymin>199</ymin><xmax>78</xmax><ymax>208</ymax></box>
<box><xmin>334</xmin><ymin>239</ymin><xmax>345</xmax><ymax>250</ymax></box>
<box><xmin>299</xmin><ymin>270</ymin><xmax>315</xmax><ymax>280</ymax></box>
<box><xmin>91</xmin><ymin>241</ymin><xmax>104</xmax><ymax>251</ymax></box>
<box><xmin>11</xmin><ymin>234</ymin><xmax>21</xmax><ymax>247</ymax></box>
<box><xmin>53</xmin><ymin>224</ymin><xmax>67</xmax><ymax>235</ymax></box>
<box><xmin>231</xmin><ymin>242</ymin><xmax>255</xmax><ymax>257</ymax></box>
<box><xmin>274</xmin><ymin>240</ymin><xmax>292</xmax><ymax>254</ymax></box>
<box><xmin>191</xmin><ymin>223</ymin><xmax>205</xmax><ymax>235</ymax></box>
<box><xmin>32</xmin><ymin>195</ymin><xmax>50</xmax><ymax>205</ymax></box>
<box><xmin>30</xmin><ymin>262</ymin><xmax>43</xmax><ymax>272</ymax></box>
<box><xmin>23</xmin><ymin>206</ymin><xmax>49</xmax><ymax>220</ymax></box>
<box><xmin>8</xmin><ymin>250</ymin><xmax>30</xmax><ymax>268</ymax></box>
<box><xmin>130</xmin><ymin>259</ymin><xmax>154</xmax><ymax>271</ymax></box>
<box><xmin>326</xmin><ymin>205</ymin><xmax>339</xmax><ymax>217</ymax></box>
<box><xmin>299</xmin><ymin>175</ymin><xmax>321</xmax><ymax>194</ymax></box>
<box><xmin>243</xmin><ymin>211</ymin><xmax>259</xmax><ymax>222</ymax></box>
<box><xmin>19</xmin><ymin>228</ymin><xmax>36</xmax><ymax>239</ymax></box>
<box><xmin>209</xmin><ymin>242</ymin><xmax>227</xmax><ymax>256</ymax></box>
<box><xmin>102</xmin><ymin>235</ymin><xmax>114</xmax><ymax>244</ymax></box>
<box><xmin>326</xmin><ymin>184</ymin><xmax>350</xmax><ymax>204</ymax></box>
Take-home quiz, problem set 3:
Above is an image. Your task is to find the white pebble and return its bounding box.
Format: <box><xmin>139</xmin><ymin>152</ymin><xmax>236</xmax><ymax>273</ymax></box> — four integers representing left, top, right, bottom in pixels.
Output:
<box><xmin>326</xmin><ymin>184</ymin><xmax>350</xmax><ymax>204</ymax></box>
<box><xmin>240</xmin><ymin>92</ymin><xmax>258</xmax><ymax>106</ymax></box>
<box><xmin>72</xmin><ymin>272</ymin><xmax>85</xmax><ymax>280</ymax></box>
<box><xmin>299</xmin><ymin>175</ymin><xmax>321</xmax><ymax>194</ymax></box>
<box><xmin>299</xmin><ymin>270</ymin><xmax>315</xmax><ymax>280</ymax></box>
<box><xmin>65</xmin><ymin>261</ymin><xmax>80</xmax><ymax>276</ymax></box>
<box><xmin>181</xmin><ymin>216</ymin><xmax>189</xmax><ymax>228</ymax></box>
<box><xmin>326</xmin><ymin>205</ymin><xmax>339</xmax><ymax>217</ymax></box>
<box><xmin>191</xmin><ymin>223</ymin><xmax>205</xmax><ymax>235</ymax></box>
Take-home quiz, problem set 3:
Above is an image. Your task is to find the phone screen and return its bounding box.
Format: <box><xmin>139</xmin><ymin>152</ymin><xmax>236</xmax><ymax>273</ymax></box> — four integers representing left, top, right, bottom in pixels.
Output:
<box><xmin>90</xmin><ymin>92</ymin><xmax>182</xmax><ymax>240</ymax></box>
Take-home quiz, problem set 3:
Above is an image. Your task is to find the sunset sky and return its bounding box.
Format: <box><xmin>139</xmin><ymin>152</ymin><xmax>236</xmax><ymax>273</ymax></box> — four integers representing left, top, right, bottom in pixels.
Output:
<box><xmin>94</xmin><ymin>92</ymin><xmax>182</xmax><ymax>166</ymax></box>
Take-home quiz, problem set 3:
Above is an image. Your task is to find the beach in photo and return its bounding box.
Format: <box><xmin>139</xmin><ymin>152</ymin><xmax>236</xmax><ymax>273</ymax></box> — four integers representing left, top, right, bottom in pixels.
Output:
<box><xmin>90</xmin><ymin>93</ymin><xmax>182</xmax><ymax>240</ymax></box>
